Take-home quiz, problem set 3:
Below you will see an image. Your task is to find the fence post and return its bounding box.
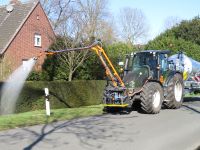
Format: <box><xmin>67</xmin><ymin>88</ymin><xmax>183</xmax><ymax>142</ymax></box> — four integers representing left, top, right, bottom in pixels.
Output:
<box><xmin>44</xmin><ymin>88</ymin><xmax>50</xmax><ymax>116</ymax></box>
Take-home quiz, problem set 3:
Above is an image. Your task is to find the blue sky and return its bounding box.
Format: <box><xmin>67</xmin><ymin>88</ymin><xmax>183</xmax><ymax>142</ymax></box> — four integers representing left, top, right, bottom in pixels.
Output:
<box><xmin>109</xmin><ymin>0</ymin><xmax>200</xmax><ymax>40</ymax></box>
<box><xmin>1</xmin><ymin>0</ymin><xmax>200</xmax><ymax>41</ymax></box>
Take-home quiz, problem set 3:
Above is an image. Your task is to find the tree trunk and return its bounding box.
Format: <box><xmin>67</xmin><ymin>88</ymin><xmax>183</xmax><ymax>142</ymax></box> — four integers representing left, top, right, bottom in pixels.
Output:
<box><xmin>68</xmin><ymin>71</ymin><xmax>73</xmax><ymax>81</ymax></box>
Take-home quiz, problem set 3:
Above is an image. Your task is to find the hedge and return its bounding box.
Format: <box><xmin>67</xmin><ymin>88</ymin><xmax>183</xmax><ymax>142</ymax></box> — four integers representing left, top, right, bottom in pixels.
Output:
<box><xmin>14</xmin><ymin>80</ymin><xmax>106</xmax><ymax>113</ymax></box>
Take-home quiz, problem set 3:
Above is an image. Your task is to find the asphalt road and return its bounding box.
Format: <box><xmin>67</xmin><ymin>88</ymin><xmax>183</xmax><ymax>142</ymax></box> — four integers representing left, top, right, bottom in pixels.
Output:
<box><xmin>0</xmin><ymin>98</ymin><xmax>200</xmax><ymax>150</ymax></box>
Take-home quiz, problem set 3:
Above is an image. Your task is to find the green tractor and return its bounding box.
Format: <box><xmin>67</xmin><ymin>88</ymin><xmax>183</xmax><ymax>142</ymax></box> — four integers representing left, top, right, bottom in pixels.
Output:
<box><xmin>104</xmin><ymin>50</ymin><xmax>184</xmax><ymax>114</ymax></box>
<box><xmin>45</xmin><ymin>42</ymin><xmax>184</xmax><ymax>114</ymax></box>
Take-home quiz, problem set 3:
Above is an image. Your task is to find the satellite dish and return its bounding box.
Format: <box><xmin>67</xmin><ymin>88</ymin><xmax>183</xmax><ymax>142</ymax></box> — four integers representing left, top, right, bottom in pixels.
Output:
<box><xmin>6</xmin><ymin>4</ymin><xmax>14</xmax><ymax>13</ymax></box>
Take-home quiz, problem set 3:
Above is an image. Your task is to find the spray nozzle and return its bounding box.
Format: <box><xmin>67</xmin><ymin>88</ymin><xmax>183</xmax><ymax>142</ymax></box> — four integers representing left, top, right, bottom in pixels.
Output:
<box><xmin>33</xmin><ymin>57</ymin><xmax>38</xmax><ymax>60</ymax></box>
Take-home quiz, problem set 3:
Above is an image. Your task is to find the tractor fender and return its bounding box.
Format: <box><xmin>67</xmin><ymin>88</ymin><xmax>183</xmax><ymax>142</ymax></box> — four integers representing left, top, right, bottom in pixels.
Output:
<box><xmin>148</xmin><ymin>79</ymin><xmax>163</xmax><ymax>88</ymax></box>
<box><xmin>164</xmin><ymin>71</ymin><xmax>183</xmax><ymax>87</ymax></box>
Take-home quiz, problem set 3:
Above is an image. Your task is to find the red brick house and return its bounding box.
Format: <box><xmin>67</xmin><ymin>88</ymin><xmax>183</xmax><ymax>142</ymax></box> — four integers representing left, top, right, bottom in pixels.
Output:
<box><xmin>0</xmin><ymin>0</ymin><xmax>55</xmax><ymax>80</ymax></box>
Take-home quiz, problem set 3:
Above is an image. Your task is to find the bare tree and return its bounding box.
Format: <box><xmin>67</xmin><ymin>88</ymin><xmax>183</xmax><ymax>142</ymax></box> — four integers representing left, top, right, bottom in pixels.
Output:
<box><xmin>75</xmin><ymin>0</ymin><xmax>110</xmax><ymax>40</ymax></box>
<box><xmin>41</xmin><ymin>0</ymin><xmax>112</xmax><ymax>39</ymax></box>
<box><xmin>56</xmin><ymin>44</ymin><xmax>89</xmax><ymax>81</ymax></box>
<box><xmin>119</xmin><ymin>7</ymin><xmax>149</xmax><ymax>45</ymax></box>
<box><xmin>96</xmin><ymin>19</ymin><xmax>117</xmax><ymax>44</ymax></box>
<box><xmin>42</xmin><ymin>0</ymin><xmax>111</xmax><ymax>81</ymax></box>
<box><xmin>164</xmin><ymin>16</ymin><xmax>182</xmax><ymax>30</ymax></box>
<box><xmin>40</xmin><ymin>0</ymin><xmax>74</xmax><ymax>31</ymax></box>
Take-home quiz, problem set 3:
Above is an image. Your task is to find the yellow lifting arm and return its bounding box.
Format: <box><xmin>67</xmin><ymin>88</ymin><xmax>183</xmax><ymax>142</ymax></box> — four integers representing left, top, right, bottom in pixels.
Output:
<box><xmin>91</xmin><ymin>45</ymin><xmax>125</xmax><ymax>87</ymax></box>
<box><xmin>44</xmin><ymin>41</ymin><xmax>125</xmax><ymax>87</ymax></box>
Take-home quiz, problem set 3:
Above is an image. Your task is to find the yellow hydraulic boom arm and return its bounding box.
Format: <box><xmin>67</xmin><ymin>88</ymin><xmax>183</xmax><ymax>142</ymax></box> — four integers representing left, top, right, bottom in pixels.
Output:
<box><xmin>44</xmin><ymin>41</ymin><xmax>125</xmax><ymax>87</ymax></box>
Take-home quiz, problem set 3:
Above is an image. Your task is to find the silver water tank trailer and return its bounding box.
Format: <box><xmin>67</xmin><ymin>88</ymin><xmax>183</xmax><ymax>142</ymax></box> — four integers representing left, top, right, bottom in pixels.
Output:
<box><xmin>169</xmin><ymin>54</ymin><xmax>200</xmax><ymax>80</ymax></box>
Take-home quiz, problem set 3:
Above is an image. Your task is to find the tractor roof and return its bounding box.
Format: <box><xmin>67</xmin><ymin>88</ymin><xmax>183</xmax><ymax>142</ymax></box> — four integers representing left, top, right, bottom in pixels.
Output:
<box><xmin>136</xmin><ymin>50</ymin><xmax>171</xmax><ymax>54</ymax></box>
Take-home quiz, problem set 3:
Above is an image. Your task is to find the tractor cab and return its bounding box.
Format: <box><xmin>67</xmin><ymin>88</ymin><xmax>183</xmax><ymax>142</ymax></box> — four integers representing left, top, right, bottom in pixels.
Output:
<box><xmin>123</xmin><ymin>50</ymin><xmax>170</xmax><ymax>90</ymax></box>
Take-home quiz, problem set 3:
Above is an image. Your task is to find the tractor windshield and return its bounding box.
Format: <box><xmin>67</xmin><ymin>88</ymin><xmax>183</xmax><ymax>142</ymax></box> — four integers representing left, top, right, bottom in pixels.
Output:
<box><xmin>124</xmin><ymin>52</ymin><xmax>154</xmax><ymax>89</ymax></box>
<box><xmin>131</xmin><ymin>53</ymin><xmax>157</xmax><ymax>71</ymax></box>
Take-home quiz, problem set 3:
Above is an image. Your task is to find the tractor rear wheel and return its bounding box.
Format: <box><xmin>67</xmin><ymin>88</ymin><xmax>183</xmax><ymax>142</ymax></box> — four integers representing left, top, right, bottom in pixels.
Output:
<box><xmin>140</xmin><ymin>82</ymin><xmax>163</xmax><ymax>114</ymax></box>
<box><xmin>164</xmin><ymin>73</ymin><xmax>184</xmax><ymax>109</ymax></box>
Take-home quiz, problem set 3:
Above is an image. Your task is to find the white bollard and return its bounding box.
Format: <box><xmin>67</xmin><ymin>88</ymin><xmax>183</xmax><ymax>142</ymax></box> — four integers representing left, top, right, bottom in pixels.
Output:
<box><xmin>44</xmin><ymin>88</ymin><xmax>50</xmax><ymax>116</ymax></box>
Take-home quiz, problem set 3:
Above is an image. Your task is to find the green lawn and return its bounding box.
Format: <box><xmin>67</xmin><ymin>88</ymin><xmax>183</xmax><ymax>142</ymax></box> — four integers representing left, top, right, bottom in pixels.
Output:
<box><xmin>184</xmin><ymin>93</ymin><xmax>200</xmax><ymax>97</ymax></box>
<box><xmin>0</xmin><ymin>105</ymin><xmax>103</xmax><ymax>131</ymax></box>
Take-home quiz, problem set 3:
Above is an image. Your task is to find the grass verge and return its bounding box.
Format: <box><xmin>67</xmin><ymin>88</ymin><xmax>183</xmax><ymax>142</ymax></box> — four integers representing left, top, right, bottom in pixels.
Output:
<box><xmin>184</xmin><ymin>93</ymin><xmax>200</xmax><ymax>97</ymax></box>
<box><xmin>0</xmin><ymin>105</ymin><xmax>103</xmax><ymax>131</ymax></box>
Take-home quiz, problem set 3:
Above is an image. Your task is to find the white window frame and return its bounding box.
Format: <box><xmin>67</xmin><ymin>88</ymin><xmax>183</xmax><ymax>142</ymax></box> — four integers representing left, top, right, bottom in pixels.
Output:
<box><xmin>34</xmin><ymin>34</ymin><xmax>42</xmax><ymax>47</ymax></box>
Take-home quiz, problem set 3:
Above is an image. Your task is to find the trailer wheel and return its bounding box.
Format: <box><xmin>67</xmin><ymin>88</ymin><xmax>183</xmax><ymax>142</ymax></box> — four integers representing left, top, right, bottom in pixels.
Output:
<box><xmin>164</xmin><ymin>73</ymin><xmax>184</xmax><ymax>109</ymax></box>
<box><xmin>140</xmin><ymin>82</ymin><xmax>163</xmax><ymax>114</ymax></box>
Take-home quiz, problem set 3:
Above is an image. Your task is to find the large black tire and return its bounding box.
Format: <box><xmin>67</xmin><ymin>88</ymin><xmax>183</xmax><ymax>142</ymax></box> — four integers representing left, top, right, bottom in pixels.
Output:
<box><xmin>164</xmin><ymin>73</ymin><xmax>184</xmax><ymax>109</ymax></box>
<box><xmin>140</xmin><ymin>82</ymin><xmax>163</xmax><ymax>114</ymax></box>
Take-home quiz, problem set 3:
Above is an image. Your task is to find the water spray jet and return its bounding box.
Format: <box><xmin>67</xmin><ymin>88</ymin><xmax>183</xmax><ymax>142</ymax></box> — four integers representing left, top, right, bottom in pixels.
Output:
<box><xmin>0</xmin><ymin>50</ymin><xmax>57</xmax><ymax>115</ymax></box>
<box><xmin>0</xmin><ymin>58</ymin><xmax>37</xmax><ymax>115</ymax></box>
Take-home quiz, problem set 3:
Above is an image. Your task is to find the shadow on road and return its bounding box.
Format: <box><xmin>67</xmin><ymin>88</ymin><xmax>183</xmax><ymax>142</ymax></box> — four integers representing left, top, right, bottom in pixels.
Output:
<box><xmin>184</xmin><ymin>97</ymin><xmax>200</xmax><ymax>102</ymax></box>
<box><xmin>19</xmin><ymin>114</ymin><xmax>138</xmax><ymax>150</ymax></box>
<box><xmin>23</xmin><ymin>119</ymin><xmax>49</xmax><ymax>150</ymax></box>
<box><xmin>182</xmin><ymin>97</ymin><xmax>200</xmax><ymax>114</ymax></box>
<box><xmin>182</xmin><ymin>104</ymin><xmax>200</xmax><ymax>114</ymax></box>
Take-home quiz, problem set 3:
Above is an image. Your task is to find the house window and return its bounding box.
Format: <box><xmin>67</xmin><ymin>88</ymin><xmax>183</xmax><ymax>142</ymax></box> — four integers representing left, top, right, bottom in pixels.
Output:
<box><xmin>36</xmin><ymin>15</ymin><xmax>40</xmax><ymax>20</ymax></box>
<box><xmin>34</xmin><ymin>34</ymin><xmax>41</xmax><ymax>47</ymax></box>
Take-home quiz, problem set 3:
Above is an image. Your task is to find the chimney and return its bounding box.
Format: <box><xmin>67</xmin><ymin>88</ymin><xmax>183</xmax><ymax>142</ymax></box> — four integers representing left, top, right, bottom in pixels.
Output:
<box><xmin>10</xmin><ymin>0</ymin><xmax>21</xmax><ymax>5</ymax></box>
